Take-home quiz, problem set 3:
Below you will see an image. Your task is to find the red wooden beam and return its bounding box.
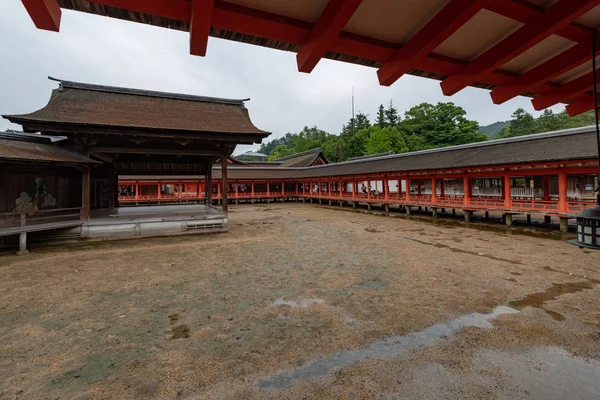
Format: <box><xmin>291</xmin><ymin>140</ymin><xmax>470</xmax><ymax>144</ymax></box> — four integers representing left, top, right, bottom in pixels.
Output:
<box><xmin>440</xmin><ymin>0</ymin><xmax>600</xmax><ymax>96</ymax></box>
<box><xmin>486</xmin><ymin>0</ymin><xmax>594</xmax><ymax>43</ymax></box>
<box><xmin>296</xmin><ymin>0</ymin><xmax>362</xmax><ymax>73</ymax></box>
<box><xmin>190</xmin><ymin>0</ymin><xmax>214</xmax><ymax>56</ymax></box>
<box><xmin>532</xmin><ymin>69</ymin><xmax>600</xmax><ymax>110</ymax></box>
<box><xmin>377</xmin><ymin>0</ymin><xmax>491</xmax><ymax>87</ymax></box>
<box><xmin>565</xmin><ymin>93</ymin><xmax>597</xmax><ymax>115</ymax></box>
<box><xmin>490</xmin><ymin>41</ymin><xmax>597</xmax><ymax>104</ymax></box>
<box><xmin>88</xmin><ymin>0</ymin><xmax>192</xmax><ymax>21</ymax></box>
<box><xmin>21</xmin><ymin>0</ymin><xmax>61</xmax><ymax>31</ymax></box>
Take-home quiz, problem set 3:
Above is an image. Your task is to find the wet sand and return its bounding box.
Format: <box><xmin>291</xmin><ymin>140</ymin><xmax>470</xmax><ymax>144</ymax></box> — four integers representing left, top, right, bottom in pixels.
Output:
<box><xmin>1</xmin><ymin>203</ymin><xmax>599</xmax><ymax>399</ymax></box>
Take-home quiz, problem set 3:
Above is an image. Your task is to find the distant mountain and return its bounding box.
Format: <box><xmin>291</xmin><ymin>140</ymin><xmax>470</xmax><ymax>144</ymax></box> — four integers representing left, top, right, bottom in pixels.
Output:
<box><xmin>479</xmin><ymin>121</ymin><xmax>509</xmax><ymax>139</ymax></box>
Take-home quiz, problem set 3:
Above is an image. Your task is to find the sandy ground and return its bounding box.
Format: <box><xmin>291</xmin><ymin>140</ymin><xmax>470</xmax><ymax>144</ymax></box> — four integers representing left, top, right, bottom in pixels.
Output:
<box><xmin>1</xmin><ymin>203</ymin><xmax>600</xmax><ymax>399</ymax></box>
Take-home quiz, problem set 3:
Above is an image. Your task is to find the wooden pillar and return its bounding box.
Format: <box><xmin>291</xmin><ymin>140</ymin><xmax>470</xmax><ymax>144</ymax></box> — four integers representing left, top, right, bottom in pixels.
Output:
<box><xmin>82</xmin><ymin>166</ymin><xmax>91</xmax><ymax>221</ymax></box>
<box><xmin>558</xmin><ymin>172</ymin><xmax>567</xmax><ymax>212</ymax></box>
<box><xmin>235</xmin><ymin>182</ymin><xmax>239</xmax><ymax>198</ymax></box>
<box><xmin>251</xmin><ymin>182</ymin><xmax>255</xmax><ymax>196</ymax></box>
<box><xmin>384</xmin><ymin>179</ymin><xmax>389</xmax><ymax>200</ymax></box>
<box><xmin>267</xmin><ymin>182</ymin><xmax>270</xmax><ymax>197</ymax></box>
<box><xmin>463</xmin><ymin>176</ymin><xmax>471</xmax><ymax>206</ymax></box>
<box><xmin>417</xmin><ymin>180</ymin><xmax>422</xmax><ymax>196</ymax></box>
<box><xmin>296</xmin><ymin>182</ymin><xmax>299</xmax><ymax>196</ymax></box>
<box><xmin>178</xmin><ymin>182</ymin><xmax>182</xmax><ymax>199</ymax></box>
<box><xmin>406</xmin><ymin>179</ymin><xmax>410</xmax><ymax>202</ymax></box>
<box><xmin>282</xmin><ymin>181</ymin><xmax>285</xmax><ymax>196</ymax></box>
<box><xmin>221</xmin><ymin>155</ymin><xmax>228</xmax><ymax>213</ymax></box>
<box><xmin>205</xmin><ymin>167</ymin><xmax>212</xmax><ymax>205</ymax></box>
<box><xmin>431</xmin><ymin>178</ymin><xmax>437</xmax><ymax>204</ymax></box>
<box><xmin>135</xmin><ymin>183</ymin><xmax>139</xmax><ymax>200</ymax></box>
<box><xmin>503</xmin><ymin>174</ymin><xmax>512</xmax><ymax>208</ymax></box>
<box><xmin>543</xmin><ymin>175</ymin><xmax>550</xmax><ymax>201</ymax></box>
<box><xmin>158</xmin><ymin>182</ymin><xmax>162</xmax><ymax>200</ymax></box>
<box><xmin>440</xmin><ymin>179</ymin><xmax>445</xmax><ymax>198</ymax></box>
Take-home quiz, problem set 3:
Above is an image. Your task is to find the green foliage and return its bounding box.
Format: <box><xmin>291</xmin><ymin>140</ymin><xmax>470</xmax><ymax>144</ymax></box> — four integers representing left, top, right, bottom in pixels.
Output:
<box><xmin>403</xmin><ymin>102</ymin><xmax>486</xmax><ymax>148</ymax></box>
<box><xmin>384</xmin><ymin>100</ymin><xmax>400</xmax><ymax>127</ymax></box>
<box><xmin>479</xmin><ymin>120</ymin><xmax>509</xmax><ymax>138</ymax></box>
<box><xmin>255</xmin><ymin>101</ymin><xmax>595</xmax><ymax>163</ymax></box>
<box><xmin>494</xmin><ymin>109</ymin><xmax>595</xmax><ymax>139</ymax></box>
<box><xmin>364</xmin><ymin>126</ymin><xmax>409</xmax><ymax>155</ymax></box>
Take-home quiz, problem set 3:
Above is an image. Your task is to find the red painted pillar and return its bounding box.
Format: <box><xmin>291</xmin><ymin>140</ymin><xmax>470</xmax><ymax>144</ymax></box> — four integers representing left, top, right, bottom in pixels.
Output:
<box><xmin>368</xmin><ymin>181</ymin><xmax>371</xmax><ymax>200</ymax></box>
<box><xmin>157</xmin><ymin>182</ymin><xmax>162</xmax><ymax>200</ymax></box>
<box><xmin>296</xmin><ymin>182</ymin><xmax>299</xmax><ymax>196</ymax></box>
<box><xmin>440</xmin><ymin>179</ymin><xmax>445</xmax><ymax>199</ymax></box>
<box><xmin>267</xmin><ymin>182</ymin><xmax>270</xmax><ymax>197</ymax></box>
<box><xmin>417</xmin><ymin>180</ymin><xmax>422</xmax><ymax>197</ymax></box>
<box><xmin>281</xmin><ymin>181</ymin><xmax>285</xmax><ymax>196</ymax></box>
<box><xmin>503</xmin><ymin>174</ymin><xmax>512</xmax><ymax>208</ymax></box>
<box><xmin>217</xmin><ymin>180</ymin><xmax>221</xmax><ymax>198</ymax></box>
<box><xmin>558</xmin><ymin>172</ymin><xmax>567</xmax><ymax>212</ymax></box>
<box><xmin>251</xmin><ymin>182</ymin><xmax>255</xmax><ymax>197</ymax></box>
<box><xmin>340</xmin><ymin>181</ymin><xmax>343</xmax><ymax>198</ymax></box>
<box><xmin>406</xmin><ymin>179</ymin><xmax>411</xmax><ymax>202</ymax></box>
<box><xmin>463</xmin><ymin>176</ymin><xmax>471</xmax><ymax>206</ymax></box>
<box><xmin>384</xmin><ymin>179</ymin><xmax>389</xmax><ymax>200</ymax></box>
<box><xmin>235</xmin><ymin>182</ymin><xmax>239</xmax><ymax>198</ymax></box>
<box><xmin>543</xmin><ymin>176</ymin><xmax>550</xmax><ymax>201</ymax></box>
<box><xmin>135</xmin><ymin>183</ymin><xmax>139</xmax><ymax>200</ymax></box>
<box><xmin>431</xmin><ymin>178</ymin><xmax>437</xmax><ymax>204</ymax></box>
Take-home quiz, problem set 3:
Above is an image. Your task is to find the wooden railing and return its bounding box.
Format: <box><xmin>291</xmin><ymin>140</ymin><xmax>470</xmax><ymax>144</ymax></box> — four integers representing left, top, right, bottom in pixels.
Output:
<box><xmin>0</xmin><ymin>207</ymin><xmax>83</xmax><ymax>232</ymax></box>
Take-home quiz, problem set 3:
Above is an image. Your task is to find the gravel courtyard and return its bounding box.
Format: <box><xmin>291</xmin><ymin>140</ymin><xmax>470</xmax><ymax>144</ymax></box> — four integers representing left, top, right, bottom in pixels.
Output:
<box><xmin>1</xmin><ymin>203</ymin><xmax>600</xmax><ymax>399</ymax></box>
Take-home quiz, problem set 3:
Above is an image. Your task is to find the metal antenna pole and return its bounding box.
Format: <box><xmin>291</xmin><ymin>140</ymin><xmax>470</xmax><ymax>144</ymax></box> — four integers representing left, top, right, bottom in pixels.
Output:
<box><xmin>351</xmin><ymin>86</ymin><xmax>355</xmax><ymax>136</ymax></box>
<box><xmin>593</xmin><ymin>31</ymin><xmax>600</xmax><ymax>205</ymax></box>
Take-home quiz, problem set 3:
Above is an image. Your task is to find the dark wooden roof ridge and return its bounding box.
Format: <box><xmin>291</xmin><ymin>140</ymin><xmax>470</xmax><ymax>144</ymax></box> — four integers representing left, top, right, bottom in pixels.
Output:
<box><xmin>50</xmin><ymin>77</ymin><xmax>250</xmax><ymax>105</ymax></box>
<box><xmin>274</xmin><ymin>147</ymin><xmax>323</xmax><ymax>161</ymax></box>
<box><xmin>0</xmin><ymin>136</ymin><xmax>100</xmax><ymax>165</ymax></box>
<box><xmin>3</xmin><ymin>79</ymin><xmax>271</xmax><ymax>139</ymax></box>
<box><xmin>0</xmin><ymin>130</ymin><xmax>52</xmax><ymax>144</ymax></box>
<box><xmin>348</xmin><ymin>152</ymin><xmax>393</xmax><ymax>161</ymax></box>
<box><xmin>309</xmin><ymin>125</ymin><xmax>599</xmax><ymax>170</ymax></box>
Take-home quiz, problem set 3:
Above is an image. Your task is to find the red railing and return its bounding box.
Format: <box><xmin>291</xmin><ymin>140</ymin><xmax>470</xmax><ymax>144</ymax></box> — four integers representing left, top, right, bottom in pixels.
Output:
<box><xmin>118</xmin><ymin>181</ymin><xmax>597</xmax><ymax>216</ymax></box>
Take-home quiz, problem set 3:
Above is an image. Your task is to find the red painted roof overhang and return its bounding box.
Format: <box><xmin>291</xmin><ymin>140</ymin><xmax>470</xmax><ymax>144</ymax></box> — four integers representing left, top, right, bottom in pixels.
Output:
<box><xmin>20</xmin><ymin>0</ymin><xmax>600</xmax><ymax>115</ymax></box>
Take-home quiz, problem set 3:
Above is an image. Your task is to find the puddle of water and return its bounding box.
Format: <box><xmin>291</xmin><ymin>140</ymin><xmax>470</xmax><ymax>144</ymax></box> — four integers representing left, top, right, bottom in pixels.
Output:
<box><xmin>171</xmin><ymin>324</ymin><xmax>190</xmax><ymax>339</ymax></box>
<box><xmin>272</xmin><ymin>298</ymin><xmax>324</xmax><ymax>308</ymax></box>
<box><xmin>508</xmin><ymin>281</ymin><xmax>595</xmax><ymax>321</ymax></box>
<box><xmin>258</xmin><ymin>306</ymin><xmax>519</xmax><ymax>391</ymax></box>
<box><xmin>474</xmin><ymin>347</ymin><xmax>600</xmax><ymax>399</ymax></box>
<box><xmin>406</xmin><ymin>237</ymin><xmax>522</xmax><ymax>265</ymax></box>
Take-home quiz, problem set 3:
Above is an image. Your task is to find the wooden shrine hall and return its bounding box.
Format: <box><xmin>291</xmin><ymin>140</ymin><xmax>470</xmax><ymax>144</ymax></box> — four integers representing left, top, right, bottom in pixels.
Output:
<box><xmin>1</xmin><ymin>78</ymin><xmax>270</xmax><ymax>251</ymax></box>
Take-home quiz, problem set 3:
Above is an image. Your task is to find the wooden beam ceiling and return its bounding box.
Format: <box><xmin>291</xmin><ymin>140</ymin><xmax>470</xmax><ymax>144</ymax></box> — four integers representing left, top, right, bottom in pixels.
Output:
<box><xmin>377</xmin><ymin>0</ymin><xmax>491</xmax><ymax>86</ymax></box>
<box><xmin>296</xmin><ymin>0</ymin><xmax>362</xmax><ymax>73</ymax></box>
<box><xmin>440</xmin><ymin>0</ymin><xmax>600</xmax><ymax>96</ymax></box>
<box><xmin>190</xmin><ymin>0</ymin><xmax>214</xmax><ymax>56</ymax></box>
<box><xmin>21</xmin><ymin>0</ymin><xmax>61</xmax><ymax>31</ymax></box>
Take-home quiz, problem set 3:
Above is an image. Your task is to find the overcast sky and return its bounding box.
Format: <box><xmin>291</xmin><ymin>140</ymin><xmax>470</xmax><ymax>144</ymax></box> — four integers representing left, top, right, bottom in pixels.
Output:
<box><xmin>0</xmin><ymin>2</ymin><xmax>564</xmax><ymax>155</ymax></box>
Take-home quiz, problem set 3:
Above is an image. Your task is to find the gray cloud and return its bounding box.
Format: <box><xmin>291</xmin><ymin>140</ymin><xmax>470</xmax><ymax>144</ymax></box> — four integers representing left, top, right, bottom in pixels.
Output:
<box><xmin>0</xmin><ymin>2</ymin><xmax>564</xmax><ymax>155</ymax></box>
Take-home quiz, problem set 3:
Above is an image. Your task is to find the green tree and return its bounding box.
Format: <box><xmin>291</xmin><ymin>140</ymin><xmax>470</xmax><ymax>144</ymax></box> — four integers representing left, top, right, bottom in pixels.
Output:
<box><xmin>267</xmin><ymin>145</ymin><xmax>293</xmax><ymax>160</ymax></box>
<box><xmin>364</xmin><ymin>125</ymin><xmax>409</xmax><ymax>155</ymax></box>
<box><xmin>495</xmin><ymin>108</ymin><xmax>535</xmax><ymax>138</ymax></box>
<box><xmin>376</xmin><ymin>104</ymin><xmax>387</xmax><ymax>127</ymax></box>
<box><xmin>403</xmin><ymin>102</ymin><xmax>485</xmax><ymax>147</ymax></box>
<box><xmin>341</xmin><ymin>112</ymin><xmax>371</xmax><ymax>137</ymax></box>
<box><xmin>384</xmin><ymin>100</ymin><xmax>400</xmax><ymax>127</ymax></box>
